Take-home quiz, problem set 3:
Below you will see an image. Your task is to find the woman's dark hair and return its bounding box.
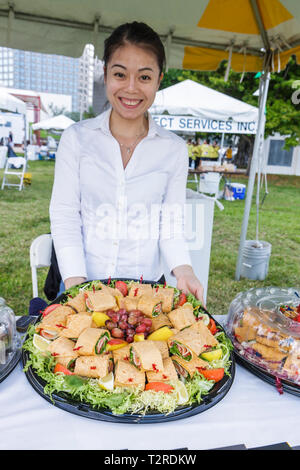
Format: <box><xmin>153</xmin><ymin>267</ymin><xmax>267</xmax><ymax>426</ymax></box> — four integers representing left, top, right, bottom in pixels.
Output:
<box><xmin>103</xmin><ymin>21</ymin><xmax>166</xmax><ymax>74</ymax></box>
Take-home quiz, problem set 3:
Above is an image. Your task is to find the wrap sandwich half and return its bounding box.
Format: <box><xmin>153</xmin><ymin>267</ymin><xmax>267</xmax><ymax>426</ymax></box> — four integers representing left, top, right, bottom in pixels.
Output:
<box><xmin>153</xmin><ymin>286</ymin><xmax>175</xmax><ymax>313</ymax></box>
<box><xmin>168</xmin><ymin>304</ymin><xmax>196</xmax><ymax>331</ymax></box>
<box><xmin>59</xmin><ymin>313</ymin><xmax>93</xmax><ymax>339</ymax></box>
<box><xmin>137</xmin><ymin>294</ymin><xmax>163</xmax><ymax>318</ymax></box>
<box><xmin>168</xmin><ymin>324</ymin><xmax>218</xmax><ymax>360</ymax></box>
<box><xmin>47</xmin><ymin>336</ymin><xmax>79</xmax><ymax>371</ymax></box>
<box><xmin>74</xmin><ymin>354</ymin><xmax>113</xmax><ymax>379</ymax></box>
<box><xmin>85</xmin><ymin>291</ymin><xmax>117</xmax><ymax>312</ymax></box>
<box><xmin>65</xmin><ymin>292</ymin><xmax>87</xmax><ymax>313</ymax></box>
<box><xmin>146</xmin><ymin>357</ymin><xmax>178</xmax><ymax>383</ymax></box>
<box><xmin>36</xmin><ymin>305</ymin><xmax>75</xmax><ymax>337</ymax></box>
<box><xmin>74</xmin><ymin>328</ymin><xmax>110</xmax><ymax>356</ymax></box>
<box><xmin>114</xmin><ymin>359</ymin><xmax>145</xmax><ymax>390</ymax></box>
<box><xmin>172</xmin><ymin>355</ymin><xmax>208</xmax><ymax>380</ymax></box>
<box><xmin>129</xmin><ymin>341</ymin><xmax>164</xmax><ymax>372</ymax></box>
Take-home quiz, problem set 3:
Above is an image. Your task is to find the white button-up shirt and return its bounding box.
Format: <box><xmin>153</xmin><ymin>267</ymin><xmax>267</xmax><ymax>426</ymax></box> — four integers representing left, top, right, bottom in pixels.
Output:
<box><xmin>49</xmin><ymin>107</ymin><xmax>191</xmax><ymax>283</ymax></box>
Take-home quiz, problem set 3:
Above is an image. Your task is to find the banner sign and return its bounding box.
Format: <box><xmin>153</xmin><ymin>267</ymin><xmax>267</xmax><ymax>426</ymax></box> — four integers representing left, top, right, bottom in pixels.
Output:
<box><xmin>152</xmin><ymin>114</ymin><xmax>257</xmax><ymax>134</ymax></box>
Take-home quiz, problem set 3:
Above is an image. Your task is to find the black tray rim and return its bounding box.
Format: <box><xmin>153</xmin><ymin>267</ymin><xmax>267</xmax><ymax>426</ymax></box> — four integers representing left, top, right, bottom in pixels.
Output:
<box><xmin>22</xmin><ymin>278</ymin><xmax>236</xmax><ymax>423</ymax></box>
<box><xmin>233</xmin><ymin>348</ymin><xmax>300</xmax><ymax>397</ymax></box>
<box><xmin>0</xmin><ymin>345</ymin><xmax>22</xmax><ymax>384</ymax></box>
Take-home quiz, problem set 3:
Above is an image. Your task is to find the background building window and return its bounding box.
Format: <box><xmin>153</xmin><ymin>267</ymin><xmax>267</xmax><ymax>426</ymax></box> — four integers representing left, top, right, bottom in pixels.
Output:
<box><xmin>267</xmin><ymin>140</ymin><xmax>293</xmax><ymax>167</ymax></box>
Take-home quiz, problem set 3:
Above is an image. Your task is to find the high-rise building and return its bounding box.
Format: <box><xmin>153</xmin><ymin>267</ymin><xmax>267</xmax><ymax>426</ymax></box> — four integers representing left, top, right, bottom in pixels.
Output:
<box><xmin>0</xmin><ymin>45</ymin><xmax>94</xmax><ymax>113</ymax></box>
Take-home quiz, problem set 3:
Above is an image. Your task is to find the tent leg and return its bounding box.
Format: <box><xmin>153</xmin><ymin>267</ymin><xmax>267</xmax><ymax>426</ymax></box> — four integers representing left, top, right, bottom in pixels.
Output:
<box><xmin>235</xmin><ymin>71</ymin><xmax>270</xmax><ymax>280</ymax></box>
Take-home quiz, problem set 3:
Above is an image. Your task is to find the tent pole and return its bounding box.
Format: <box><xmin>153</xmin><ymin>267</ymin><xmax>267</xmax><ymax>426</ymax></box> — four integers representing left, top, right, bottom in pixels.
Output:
<box><xmin>235</xmin><ymin>69</ymin><xmax>270</xmax><ymax>280</ymax></box>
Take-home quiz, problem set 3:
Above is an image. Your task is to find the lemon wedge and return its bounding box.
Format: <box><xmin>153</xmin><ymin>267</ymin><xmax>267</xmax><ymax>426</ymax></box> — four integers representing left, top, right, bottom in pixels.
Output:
<box><xmin>92</xmin><ymin>311</ymin><xmax>110</xmax><ymax>327</ymax></box>
<box><xmin>201</xmin><ymin>348</ymin><xmax>223</xmax><ymax>362</ymax></box>
<box><xmin>147</xmin><ymin>326</ymin><xmax>174</xmax><ymax>342</ymax></box>
<box><xmin>176</xmin><ymin>380</ymin><xmax>189</xmax><ymax>405</ymax></box>
<box><xmin>134</xmin><ymin>333</ymin><xmax>145</xmax><ymax>342</ymax></box>
<box><xmin>98</xmin><ymin>372</ymin><xmax>114</xmax><ymax>391</ymax></box>
<box><xmin>33</xmin><ymin>333</ymin><xmax>51</xmax><ymax>352</ymax></box>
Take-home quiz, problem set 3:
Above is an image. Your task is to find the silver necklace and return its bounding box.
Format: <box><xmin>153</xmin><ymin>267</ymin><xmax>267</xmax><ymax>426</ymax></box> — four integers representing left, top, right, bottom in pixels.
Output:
<box><xmin>118</xmin><ymin>130</ymin><xmax>146</xmax><ymax>155</ymax></box>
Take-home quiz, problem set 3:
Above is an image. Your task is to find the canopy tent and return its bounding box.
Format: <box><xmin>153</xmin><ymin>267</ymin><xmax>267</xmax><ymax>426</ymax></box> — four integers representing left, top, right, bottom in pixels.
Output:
<box><xmin>150</xmin><ymin>79</ymin><xmax>258</xmax><ymax>122</ymax></box>
<box><xmin>0</xmin><ymin>89</ymin><xmax>26</xmax><ymax>114</ymax></box>
<box><xmin>31</xmin><ymin>114</ymin><xmax>75</xmax><ymax>131</ymax></box>
<box><xmin>1</xmin><ymin>0</ymin><xmax>299</xmax><ymax>281</ymax></box>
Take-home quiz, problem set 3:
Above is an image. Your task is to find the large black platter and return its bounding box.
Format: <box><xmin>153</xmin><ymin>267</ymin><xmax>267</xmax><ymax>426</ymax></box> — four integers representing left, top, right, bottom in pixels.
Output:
<box><xmin>22</xmin><ymin>278</ymin><xmax>235</xmax><ymax>423</ymax></box>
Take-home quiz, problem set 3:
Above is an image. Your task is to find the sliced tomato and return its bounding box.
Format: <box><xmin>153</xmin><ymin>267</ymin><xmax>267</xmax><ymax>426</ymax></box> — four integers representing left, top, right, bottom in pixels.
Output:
<box><xmin>42</xmin><ymin>304</ymin><xmax>61</xmax><ymax>317</ymax></box>
<box><xmin>174</xmin><ymin>293</ymin><xmax>187</xmax><ymax>309</ymax></box>
<box><xmin>54</xmin><ymin>363</ymin><xmax>74</xmax><ymax>375</ymax></box>
<box><xmin>107</xmin><ymin>339</ymin><xmax>126</xmax><ymax>345</ymax></box>
<box><xmin>145</xmin><ymin>382</ymin><xmax>174</xmax><ymax>393</ymax></box>
<box><xmin>197</xmin><ymin>367</ymin><xmax>224</xmax><ymax>382</ymax></box>
<box><xmin>115</xmin><ymin>281</ymin><xmax>128</xmax><ymax>297</ymax></box>
<box><xmin>39</xmin><ymin>329</ymin><xmax>58</xmax><ymax>340</ymax></box>
<box><xmin>208</xmin><ymin>318</ymin><xmax>217</xmax><ymax>335</ymax></box>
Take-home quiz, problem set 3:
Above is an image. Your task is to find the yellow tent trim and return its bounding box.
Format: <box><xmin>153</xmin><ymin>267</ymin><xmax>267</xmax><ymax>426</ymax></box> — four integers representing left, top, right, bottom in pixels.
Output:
<box><xmin>182</xmin><ymin>46</ymin><xmax>263</xmax><ymax>72</ymax></box>
<box><xmin>197</xmin><ymin>0</ymin><xmax>293</xmax><ymax>34</ymax></box>
<box><xmin>274</xmin><ymin>45</ymin><xmax>300</xmax><ymax>71</ymax></box>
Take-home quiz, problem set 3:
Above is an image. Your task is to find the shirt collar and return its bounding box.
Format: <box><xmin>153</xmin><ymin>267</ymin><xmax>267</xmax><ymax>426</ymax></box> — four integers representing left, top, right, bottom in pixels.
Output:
<box><xmin>81</xmin><ymin>106</ymin><xmax>167</xmax><ymax>138</ymax></box>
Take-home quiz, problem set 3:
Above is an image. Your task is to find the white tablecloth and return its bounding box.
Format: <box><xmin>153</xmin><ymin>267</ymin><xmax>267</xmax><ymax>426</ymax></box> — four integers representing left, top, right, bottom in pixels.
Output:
<box><xmin>1</xmin><ymin>317</ymin><xmax>300</xmax><ymax>450</ymax></box>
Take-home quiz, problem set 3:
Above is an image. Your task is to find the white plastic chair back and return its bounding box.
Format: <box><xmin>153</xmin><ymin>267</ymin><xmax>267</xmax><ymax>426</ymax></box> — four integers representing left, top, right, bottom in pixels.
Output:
<box><xmin>30</xmin><ymin>234</ymin><xmax>52</xmax><ymax>298</ymax></box>
<box><xmin>1</xmin><ymin>156</ymin><xmax>27</xmax><ymax>191</ymax></box>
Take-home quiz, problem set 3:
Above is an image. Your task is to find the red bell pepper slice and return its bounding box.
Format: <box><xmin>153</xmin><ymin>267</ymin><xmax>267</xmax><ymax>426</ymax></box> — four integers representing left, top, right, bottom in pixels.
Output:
<box><xmin>197</xmin><ymin>367</ymin><xmax>224</xmax><ymax>382</ymax></box>
<box><xmin>208</xmin><ymin>318</ymin><xmax>217</xmax><ymax>335</ymax></box>
<box><xmin>145</xmin><ymin>382</ymin><xmax>174</xmax><ymax>393</ymax></box>
<box><xmin>53</xmin><ymin>363</ymin><xmax>74</xmax><ymax>375</ymax></box>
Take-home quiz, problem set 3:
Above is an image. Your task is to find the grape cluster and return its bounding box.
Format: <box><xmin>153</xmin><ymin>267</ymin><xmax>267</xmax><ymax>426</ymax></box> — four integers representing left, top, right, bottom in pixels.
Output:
<box><xmin>105</xmin><ymin>309</ymin><xmax>152</xmax><ymax>343</ymax></box>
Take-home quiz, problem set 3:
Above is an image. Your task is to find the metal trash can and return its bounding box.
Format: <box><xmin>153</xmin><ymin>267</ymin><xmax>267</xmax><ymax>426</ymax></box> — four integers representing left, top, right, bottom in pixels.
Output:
<box><xmin>241</xmin><ymin>240</ymin><xmax>272</xmax><ymax>281</ymax></box>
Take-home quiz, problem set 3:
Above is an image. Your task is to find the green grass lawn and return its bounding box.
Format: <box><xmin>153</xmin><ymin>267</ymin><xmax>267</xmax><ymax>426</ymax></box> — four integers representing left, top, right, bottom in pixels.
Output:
<box><xmin>0</xmin><ymin>161</ymin><xmax>299</xmax><ymax>316</ymax></box>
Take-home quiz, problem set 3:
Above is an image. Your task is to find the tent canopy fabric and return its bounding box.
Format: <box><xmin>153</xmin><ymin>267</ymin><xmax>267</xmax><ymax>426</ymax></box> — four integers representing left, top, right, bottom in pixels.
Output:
<box><xmin>0</xmin><ymin>1</ymin><xmax>299</xmax><ymax>72</ymax></box>
<box><xmin>0</xmin><ymin>89</ymin><xmax>27</xmax><ymax>114</ymax></box>
<box><xmin>150</xmin><ymin>79</ymin><xmax>258</xmax><ymax>122</ymax></box>
<box><xmin>31</xmin><ymin>114</ymin><xmax>75</xmax><ymax>131</ymax></box>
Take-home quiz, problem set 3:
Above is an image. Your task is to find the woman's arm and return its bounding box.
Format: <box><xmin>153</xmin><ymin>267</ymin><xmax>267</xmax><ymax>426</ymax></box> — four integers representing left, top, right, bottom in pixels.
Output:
<box><xmin>64</xmin><ymin>276</ymin><xmax>87</xmax><ymax>290</ymax></box>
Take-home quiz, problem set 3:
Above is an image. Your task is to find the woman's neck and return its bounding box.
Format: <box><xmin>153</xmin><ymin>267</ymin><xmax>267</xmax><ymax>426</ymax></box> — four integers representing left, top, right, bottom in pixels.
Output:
<box><xmin>109</xmin><ymin>109</ymin><xmax>148</xmax><ymax>140</ymax></box>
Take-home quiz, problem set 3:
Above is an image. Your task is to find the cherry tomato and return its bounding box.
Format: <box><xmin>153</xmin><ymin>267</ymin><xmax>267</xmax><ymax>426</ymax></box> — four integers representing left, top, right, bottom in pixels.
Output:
<box><xmin>174</xmin><ymin>293</ymin><xmax>187</xmax><ymax>309</ymax></box>
<box><xmin>115</xmin><ymin>281</ymin><xmax>128</xmax><ymax>296</ymax></box>
<box><xmin>42</xmin><ymin>304</ymin><xmax>61</xmax><ymax>317</ymax></box>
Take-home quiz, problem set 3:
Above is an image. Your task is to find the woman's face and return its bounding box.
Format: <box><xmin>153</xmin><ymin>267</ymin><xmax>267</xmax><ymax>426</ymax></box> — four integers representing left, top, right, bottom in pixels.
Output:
<box><xmin>104</xmin><ymin>42</ymin><xmax>163</xmax><ymax>122</ymax></box>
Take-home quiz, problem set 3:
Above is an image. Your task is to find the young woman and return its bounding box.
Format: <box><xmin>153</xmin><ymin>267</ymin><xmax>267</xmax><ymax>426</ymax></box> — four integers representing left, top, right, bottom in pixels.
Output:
<box><xmin>50</xmin><ymin>22</ymin><xmax>205</xmax><ymax>304</ymax></box>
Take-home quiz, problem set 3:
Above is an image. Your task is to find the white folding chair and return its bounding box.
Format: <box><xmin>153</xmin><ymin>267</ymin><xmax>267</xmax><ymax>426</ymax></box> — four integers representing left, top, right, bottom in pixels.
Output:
<box><xmin>1</xmin><ymin>156</ymin><xmax>27</xmax><ymax>191</ymax></box>
<box><xmin>30</xmin><ymin>234</ymin><xmax>52</xmax><ymax>298</ymax></box>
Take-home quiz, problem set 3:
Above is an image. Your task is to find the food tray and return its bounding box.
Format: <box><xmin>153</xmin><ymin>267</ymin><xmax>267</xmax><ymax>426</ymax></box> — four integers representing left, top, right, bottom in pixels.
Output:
<box><xmin>22</xmin><ymin>278</ymin><xmax>235</xmax><ymax>423</ymax></box>
<box><xmin>225</xmin><ymin>286</ymin><xmax>300</xmax><ymax>396</ymax></box>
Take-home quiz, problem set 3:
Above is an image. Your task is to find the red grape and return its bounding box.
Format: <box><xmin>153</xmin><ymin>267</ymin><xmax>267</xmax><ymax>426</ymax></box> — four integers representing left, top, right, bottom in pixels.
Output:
<box><xmin>142</xmin><ymin>318</ymin><xmax>152</xmax><ymax>327</ymax></box>
<box><xmin>118</xmin><ymin>320</ymin><xmax>128</xmax><ymax>330</ymax></box>
<box><xmin>105</xmin><ymin>320</ymin><xmax>117</xmax><ymax>330</ymax></box>
<box><xmin>136</xmin><ymin>324</ymin><xmax>146</xmax><ymax>333</ymax></box>
<box><xmin>111</xmin><ymin>327</ymin><xmax>124</xmax><ymax>338</ymax></box>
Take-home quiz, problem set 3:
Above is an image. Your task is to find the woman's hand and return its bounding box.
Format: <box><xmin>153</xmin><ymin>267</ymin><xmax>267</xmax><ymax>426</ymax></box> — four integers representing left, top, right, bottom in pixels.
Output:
<box><xmin>64</xmin><ymin>276</ymin><xmax>87</xmax><ymax>290</ymax></box>
<box><xmin>172</xmin><ymin>265</ymin><xmax>206</xmax><ymax>308</ymax></box>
